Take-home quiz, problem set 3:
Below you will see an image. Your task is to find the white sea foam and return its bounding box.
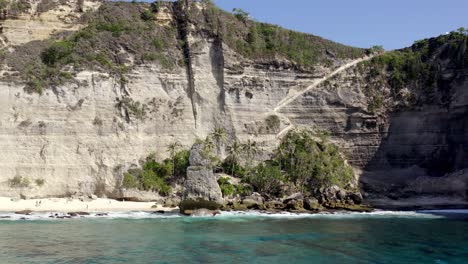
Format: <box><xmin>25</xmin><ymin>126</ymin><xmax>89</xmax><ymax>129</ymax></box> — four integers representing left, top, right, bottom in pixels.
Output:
<box><xmin>0</xmin><ymin>211</ymin><xmax>182</xmax><ymax>221</ymax></box>
<box><xmin>1</xmin><ymin>209</ymin><xmax>466</xmax><ymax>221</ymax></box>
<box><xmin>216</xmin><ymin>210</ymin><xmax>447</xmax><ymax>219</ymax></box>
<box><xmin>417</xmin><ymin>209</ymin><xmax>468</xmax><ymax>214</ymax></box>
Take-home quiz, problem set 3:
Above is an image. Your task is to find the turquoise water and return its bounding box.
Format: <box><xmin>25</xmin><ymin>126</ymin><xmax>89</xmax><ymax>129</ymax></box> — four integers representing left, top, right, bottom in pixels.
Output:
<box><xmin>0</xmin><ymin>211</ymin><xmax>467</xmax><ymax>263</ymax></box>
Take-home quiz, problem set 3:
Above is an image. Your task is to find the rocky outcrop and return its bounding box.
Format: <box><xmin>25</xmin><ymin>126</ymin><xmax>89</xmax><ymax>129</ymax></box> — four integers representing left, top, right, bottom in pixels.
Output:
<box><xmin>241</xmin><ymin>193</ymin><xmax>265</xmax><ymax>209</ymax></box>
<box><xmin>186</xmin><ymin>209</ymin><xmax>221</xmax><ymax>217</ymax></box>
<box><xmin>184</xmin><ymin>167</ymin><xmax>223</xmax><ymax>203</ymax></box>
<box><xmin>179</xmin><ymin>199</ymin><xmax>221</xmax><ymax>216</ymax></box>
<box><xmin>183</xmin><ymin>144</ymin><xmax>223</xmax><ymax>204</ymax></box>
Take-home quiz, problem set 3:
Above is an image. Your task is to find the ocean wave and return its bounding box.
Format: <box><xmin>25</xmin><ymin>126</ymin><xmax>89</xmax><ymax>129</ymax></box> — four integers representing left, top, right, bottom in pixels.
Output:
<box><xmin>216</xmin><ymin>210</ymin><xmax>448</xmax><ymax>219</ymax></box>
<box><xmin>1</xmin><ymin>209</ymin><xmax>466</xmax><ymax>221</ymax></box>
<box><xmin>0</xmin><ymin>211</ymin><xmax>182</xmax><ymax>221</ymax></box>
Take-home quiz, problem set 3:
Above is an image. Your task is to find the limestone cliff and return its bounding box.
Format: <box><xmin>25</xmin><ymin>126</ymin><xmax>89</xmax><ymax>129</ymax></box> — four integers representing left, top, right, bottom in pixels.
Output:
<box><xmin>0</xmin><ymin>0</ymin><xmax>466</xmax><ymax>208</ymax></box>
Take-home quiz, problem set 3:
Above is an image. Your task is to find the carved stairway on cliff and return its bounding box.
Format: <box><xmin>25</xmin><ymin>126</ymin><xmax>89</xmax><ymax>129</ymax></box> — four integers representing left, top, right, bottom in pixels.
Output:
<box><xmin>272</xmin><ymin>56</ymin><xmax>375</xmax><ymax>138</ymax></box>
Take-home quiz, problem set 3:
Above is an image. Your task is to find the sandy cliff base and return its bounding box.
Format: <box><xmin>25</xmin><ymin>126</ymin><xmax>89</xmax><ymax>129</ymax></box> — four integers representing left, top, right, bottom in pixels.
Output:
<box><xmin>0</xmin><ymin>197</ymin><xmax>176</xmax><ymax>212</ymax></box>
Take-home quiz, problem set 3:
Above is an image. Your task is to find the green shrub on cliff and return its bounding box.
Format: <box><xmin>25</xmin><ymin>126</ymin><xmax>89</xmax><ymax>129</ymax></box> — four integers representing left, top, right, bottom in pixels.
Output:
<box><xmin>122</xmin><ymin>148</ymin><xmax>189</xmax><ymax>195</ymax></box>
<box><xmin>248</xmin><ymin>162</ymin><xmax>284</xmax><ymax>196</ymax></box>
<box><xmin>41</xmin><ymin>41</ymin><xmax>74</xmax><ymax>66</ymax></box>
<box><xmin>35</xmin><ymin>178</ymin><xmax>45</xmax><ymax>187</ymax></box>
<box><xmin>232</xmin><ymin>8</ymin><xmax>249</xmax><ymax>22</ymax></box>
<box><xmin>8</xmin><ymin>176</ymin><xmax>30</xmax><ymax>188</ymax></box>
<box><xmin>168</xmin><ymin>150</ymin><xmax>190</xmax><ymax>178</ymax></box>
<box><xmin>122</xmin><ymin>173</ymin><xmax>139</xmax><ymax>189</ymax></box>
<box><xmin>217</xmin><ymin>177</ymin><xmax>235</xmax><ymax>197</ymax></box>
<box><xmin>121</xmin><ymin>155</ymin><xmax>173</xmax><ymax>195</ymax></box>
<box><xmin>221</xmin><ymin>157</ymin><xmax>247</xmax><ymax>178</ymax></box>
<box><xmin>265</xmin><ymin>115</ymin><xmax>281</xmax><ymax>132</ymax></box>
<box><xmin>276</xmin><ymin>130</ymin><xmax>354</xmax><ymax>191</ymax></box>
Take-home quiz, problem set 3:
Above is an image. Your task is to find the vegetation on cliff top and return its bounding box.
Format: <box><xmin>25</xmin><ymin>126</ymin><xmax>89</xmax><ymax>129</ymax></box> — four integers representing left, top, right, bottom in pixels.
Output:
<box><xmin>1</xmin><ymin>0</ymin><xmax>370</xmax><ymax>94</ymax></box>
<box><xmin>192</xmin><ymin>1</ymin><xmax>368</xmax><ymax>69</ymax></box>
<box><xmin>359</xmin><ymin>28</ymin><xmax>468</xmax><ymax>111</ymax></box>
<box><xmin>3</xmin><ymin>1</ymin><xmax>182</xmax><ymax>94</ymax></box>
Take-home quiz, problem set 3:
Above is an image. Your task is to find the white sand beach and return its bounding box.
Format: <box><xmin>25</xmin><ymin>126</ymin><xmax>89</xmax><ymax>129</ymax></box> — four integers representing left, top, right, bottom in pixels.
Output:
<box><xmin>0</xmin><ymin>197</ymin><xmax>176</xmax><ymax>213</ymax></box>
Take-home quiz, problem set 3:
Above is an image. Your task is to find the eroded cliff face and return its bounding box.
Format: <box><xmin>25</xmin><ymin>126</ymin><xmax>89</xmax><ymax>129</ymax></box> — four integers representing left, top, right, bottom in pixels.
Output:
<box><xmin>0</xmin><ymin>0</ymin><xmax>466</xmax><ymax>207</ymax></box>
<box><xmin>289</xmin><ymin>37</ymin><xmax>468</xmax><ymax>208</ymax></box>
<box><xmin>0</xmin><ymin>0</ymin><xmax>355</xmax><ymax>199</ymax></box>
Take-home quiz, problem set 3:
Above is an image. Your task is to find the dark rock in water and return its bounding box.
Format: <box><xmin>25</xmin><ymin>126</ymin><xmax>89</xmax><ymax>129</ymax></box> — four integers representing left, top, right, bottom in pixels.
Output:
<box><xmin>184</xmin><ymin>209</ymin><xmax>221</xmax><ymax>217</ymax></box>
<box><xmin>337</xmin><ymin>190</ymin><xmax>347</xmax><ymax>200</ymax></box>
<box><xmin>347</xmin><ymin>192</ymin><xmax>363</xmax><ymax>205</ymax></box>
<box><xmin>230</xmin><ymin>202</ymin><xmax>248</xmax><ymax>211</ymax></box>
<box><xmin>264</xmin><ymin>200</ymin><xmax>284</xmax><ymax>210</ymax></box>
<box><xmin>304</xmin><ymin>198</ymin><xmax>321</xmax><ymax>211</ymax></box>
<box><xmin>0</xmin><ymin>216</ymin><xmax>11</xmax><ymax>219</ymax></box>
<box><xmin>96</xmin><ymin>213</ymin><xmax>108</xmax><ymax>217</ymax></box>
<box><xmin>282</xmin><ymin>192</ymin><xmax>305</xmax><ymax>210</ymax></box>
<box><xmin>156</xmin><ymin>210</ymin><xmax>166</xmax><ymax>214</ymax></box>
<box><xmin>242</xmin><ymin>193</ymin><xmax>265</xmax><ymax>209</ymax></box>
<box><xmin>179</xmin><ymin>199</ymin><xmax>222</xmax><ymax>215</ymax></box>
<box><xmin>284</xmin><ymin>199</ymin><xmax>304</xmax><ymax>211</ymax></box>
<box><xmin>68</xmin><ymin>212</ymin><xmax>78</xmax><ymax>217</ymax></box>
<box><xmin>15</xmin><ymin>210</ymin><xmax>33</xmax><ymax>215</ymax></box>
<box><xmin>283</xmin><ymin>192</ymin><xmax>304</xmax><ymax>204</ymax></box>
<box><xmin>75</xmin><ymin>211</ymin><xmax>90</xmax><ymax>216</ymax></box>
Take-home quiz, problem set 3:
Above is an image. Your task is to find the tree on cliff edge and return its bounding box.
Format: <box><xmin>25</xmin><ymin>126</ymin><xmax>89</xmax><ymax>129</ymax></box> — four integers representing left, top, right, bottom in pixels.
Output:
<box><xmin>167</xmin><ymin>141</ymin><xmax>182</xmax><ymax>177</ymax></box>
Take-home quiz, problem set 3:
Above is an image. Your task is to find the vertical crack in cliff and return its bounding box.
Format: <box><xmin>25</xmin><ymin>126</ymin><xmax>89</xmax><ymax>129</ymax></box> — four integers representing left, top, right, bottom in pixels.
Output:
<box><xmin>174</xmin><ymin>0</ymin><xmax>198</xmax><ymax>128</ymax></box>
<box><xmin>212</xmin><ymin>35</ymin><xmax>226</xmax><ymax>112</ymax></box>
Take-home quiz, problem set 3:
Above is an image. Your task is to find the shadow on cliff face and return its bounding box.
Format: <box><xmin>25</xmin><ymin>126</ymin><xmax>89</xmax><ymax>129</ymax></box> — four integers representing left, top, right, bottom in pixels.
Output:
<box><xmin>360</xmin><ymin>105</ymin><xmax>468</xmax><ymax>205</ymax></box>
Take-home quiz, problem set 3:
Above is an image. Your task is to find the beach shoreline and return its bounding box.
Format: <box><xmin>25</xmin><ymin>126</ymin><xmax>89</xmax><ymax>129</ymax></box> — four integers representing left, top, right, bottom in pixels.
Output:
<box><xmin>0</xmin><ymin>197</ymin><xmax>177</xmax><ymax>213</ymax></box>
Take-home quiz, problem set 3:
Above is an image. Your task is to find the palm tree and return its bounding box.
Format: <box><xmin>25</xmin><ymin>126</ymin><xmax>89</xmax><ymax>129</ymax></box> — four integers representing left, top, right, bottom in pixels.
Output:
<box><xmin>242</xmin><ymin>139</ymin><xmax>259</xmax><ymax>169</ymax></box>
<box><xmin>210</xmin><ymin>127</ymin><xmax>228</xmax><ymax>155</ymax></box>
<box><xmin>167</xmin><ymin>141</ymin><xmax>182</xmax><ymax>177</ymax></box>
<box><xmin>226</xmin><ymin>141</ymin><xmax>242</xmax><ymax>177</ymax></box>
<box><xmin>203</xmin><ymin>137</ymin><xmax>215</xmax><ymax>155</ymax></box>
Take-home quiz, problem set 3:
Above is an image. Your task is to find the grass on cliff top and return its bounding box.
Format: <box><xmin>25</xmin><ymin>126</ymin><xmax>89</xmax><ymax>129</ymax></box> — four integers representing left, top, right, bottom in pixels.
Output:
<box><xmin>191</xmin><ymin>1</ymin><xmax>369</xmax><ymax>70</ymax></box>
<box><xmin>359</xmin><ymin>29</ymin><xmax>468</xmax><ymax>110</ymax></box>
<box><xmin>3</xmin><ymin>1</ymin><xmax>182</xmax><ymax>94</ymax></box>
<box><xmin>3</xmin><ymin>0</ymin><xmax>370</xmax><ymax>93</ymax></box>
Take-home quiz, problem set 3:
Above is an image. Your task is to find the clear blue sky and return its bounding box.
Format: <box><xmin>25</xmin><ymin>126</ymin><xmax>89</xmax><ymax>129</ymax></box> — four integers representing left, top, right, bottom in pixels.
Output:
<box><xmin>213</xmin><ymin>0</ymin><xmax>468</xmax><ymax>50</ymax></box>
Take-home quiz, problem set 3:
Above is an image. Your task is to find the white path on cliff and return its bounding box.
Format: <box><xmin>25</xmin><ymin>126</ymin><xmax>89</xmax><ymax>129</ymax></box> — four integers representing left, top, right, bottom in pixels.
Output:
<box><xmin>273</xmin><ymin>56</ymin><xmax>375</xmax><ymax>138</ymax></box>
